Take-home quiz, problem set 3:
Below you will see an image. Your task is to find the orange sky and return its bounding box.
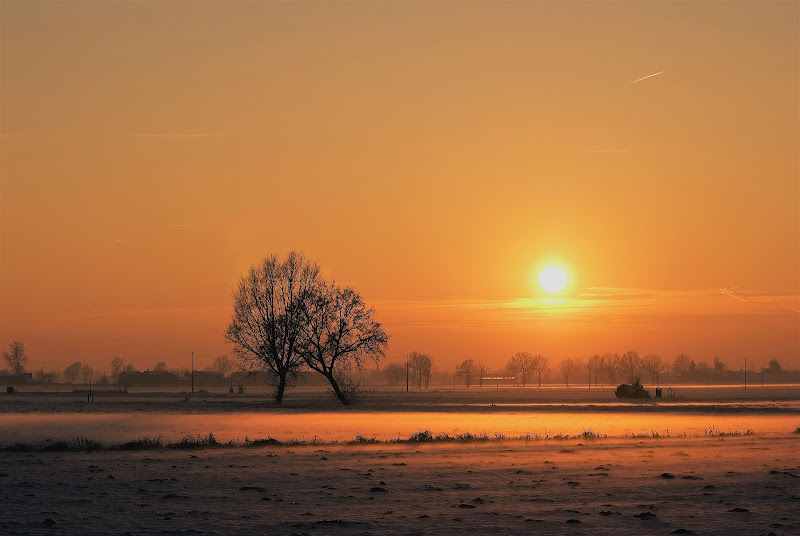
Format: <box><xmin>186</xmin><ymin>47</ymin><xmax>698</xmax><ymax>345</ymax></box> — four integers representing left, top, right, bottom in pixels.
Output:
<box><xmin>1</xmin><ymin>2</ymin><xmax>798</xmax><ymax>374</ymax></box>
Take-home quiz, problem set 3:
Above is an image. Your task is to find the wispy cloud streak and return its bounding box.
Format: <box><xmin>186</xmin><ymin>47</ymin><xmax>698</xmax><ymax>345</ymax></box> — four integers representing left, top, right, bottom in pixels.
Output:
<box><xmin>130</xmin><ymin>134</ymin><xmax>245</xmax><ymax>139</ymax></box>
<box><xmin>628</xmin><ymin>71</ymin><xmax>664</xmax><ymax>84</ymax></box>
<box><xmin>370</xmin><ymin>287</ymin><xmax>800</xmax><ymax>331</ymax></box>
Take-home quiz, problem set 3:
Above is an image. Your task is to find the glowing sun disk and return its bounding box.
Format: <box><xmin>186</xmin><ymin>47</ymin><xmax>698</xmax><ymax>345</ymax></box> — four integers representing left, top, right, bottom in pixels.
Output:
<box><xmin>539</xmin><ymin>266</ymin><xmax>568</xmax><ymax>293</ymax></box>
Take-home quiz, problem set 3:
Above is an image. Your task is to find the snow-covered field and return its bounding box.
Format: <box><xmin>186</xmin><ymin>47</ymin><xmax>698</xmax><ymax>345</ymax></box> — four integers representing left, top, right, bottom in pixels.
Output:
<box><xmin>2</xmin><ymin>436</ymin><xmax>798</xmax><ymax>535</ymax></box>
<box><xmin>1</xmin><ymin>387</ymin><xmax>798</xmax><ymax>535</ymax></box>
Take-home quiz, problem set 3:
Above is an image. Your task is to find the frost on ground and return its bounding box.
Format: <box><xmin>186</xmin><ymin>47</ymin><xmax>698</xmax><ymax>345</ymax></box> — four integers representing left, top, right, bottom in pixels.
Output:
<box><xmin>1</xmin><ymin>435</ymin><xmax>797</xmax><ymax>535</ymax></box>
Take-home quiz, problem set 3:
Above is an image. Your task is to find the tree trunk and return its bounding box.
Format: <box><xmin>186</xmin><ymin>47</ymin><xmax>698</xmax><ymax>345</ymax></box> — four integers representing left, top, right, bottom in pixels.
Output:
<box><xmin>325</xmin><ymin>372</ymin><xmax>350</xmax><ymax>405</ymax></box>
<box><xmin>275</xmin><ymin>374</ymin><xmax>287</xmax><ymax>405</ymax></box>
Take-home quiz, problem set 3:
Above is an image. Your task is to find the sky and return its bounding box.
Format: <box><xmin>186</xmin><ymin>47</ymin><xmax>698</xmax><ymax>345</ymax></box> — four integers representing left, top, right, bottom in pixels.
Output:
<box><xmin>1</xmin><ymin>1</ymin><xmax>798</xmax><ymax>374</ymax></box>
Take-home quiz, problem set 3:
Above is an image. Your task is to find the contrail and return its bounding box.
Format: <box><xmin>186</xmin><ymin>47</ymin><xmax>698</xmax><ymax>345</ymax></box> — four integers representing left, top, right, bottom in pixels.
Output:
<box><xmin>576</xmin><ymin>150</ymin><xmax>628</xmax><ymax>153</ymax></box>
<box><xmin>628</xmin><ymin>71</ymin><xmax>664</xmax><ymax>84</ymax></box>
<box><xmin>130</xmin><ymin>134</ymin><xmax>245</xmax><ymax>139</ymax></box>
<box><xmin>721</xmin><ymin>287</ymin><xmax>800</xmax><ymax>313</ymax></box>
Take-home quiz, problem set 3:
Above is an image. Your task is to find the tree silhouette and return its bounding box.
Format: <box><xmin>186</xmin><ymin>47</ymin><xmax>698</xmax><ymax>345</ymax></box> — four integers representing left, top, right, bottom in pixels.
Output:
<box><xmin>672</xmin><ymin>354</ymin><xmax>693</xmax><ymax>375</ymax></box>
<box><xmin>3</xmin><ymin>340</ymin><xmax>27</xmax><ymax>376</ymax></box>
<box><xmin>212</xmin><ymin>355</ymin><xmax>232</xmax><ymax>378</ymax></box>
<box><xmin>456</xmin><ymin>359</ymin><xmax>476</xmax><ymax>387</ymax></box>
<box><xmin>408</xmin><ymin>352</ymin><xmax>433</xmax><ymax>388</ymax></box>
<box><xmin>603</xmin><ymin>353</ymin><xmax>622</xmax><ymax>384</ymax></box>
<box><xmin>588</xmin><ymin>354</ymin><xmax>603</xmax><ymax>386</ymax></box>
<box><xmin>111</xmin><ymin>356</ymin><xmax>125</xmax><ymax>384</ymax></box>
<box><xmin>226</xmin><ymin>252</ymin><xmax>321</xmax><ymax>405</ymax></box>
<box><xmin>383</xmin><ymin>363</ymin><xmax>405</xmax><ymax>386</ymax></box>
<box><xmin>620</xmin><ymin>350</ymin><xmax>642</xmax><ymax>384</ymax></box>
<box><xmin>560</xmin><ymin>358</ymin><xmax>579</xmax><ymax>387</ymax></box>
<box><xmin>477</xmin><ymin>361</ymin><xmax>488</xmax><ymax>387</ymax></box>
<box><xmin>507</xmin><ymin>352</ymin><xmax>534</xmax><ymax>386</ymax></box>
<box><xmin>532</xmin><ymin>354</ymin><xmax>549</xmax><ymax>387</ymax></box>
<box><xmin>298</xmin><ymin>282</ymin><xmax>388</xmax><ymax>404</ymax></box>
<box><xmin>63</xmin><ymin>361</ymin><xmax>82</xmax><ymax>383</ymax></box>
<box><xmin>641</xmin><ymin>353</ymin><xmax>663</xmax><ymax>384</ymax></box>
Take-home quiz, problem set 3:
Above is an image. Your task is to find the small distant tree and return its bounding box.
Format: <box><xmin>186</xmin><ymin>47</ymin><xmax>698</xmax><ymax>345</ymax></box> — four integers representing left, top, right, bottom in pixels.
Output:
<box><xmin>383</xmin><ymin>363</ymin><xmax>406</xmax><ymax>386</ymax></box>
<box><xmin>3</xmin><ymin>340</ymin><xmax>28</xmax><ymax>376</ymax></box>
<box><xmin>212</xmin><ymin>355</ymin><xmax>232</xmax><ymax>378</ymax></box>
<box><xmin>588</xmin><ymin>354</ymin><xmax>603</xmax><ymax>386</ymax></box>
<box><xmin>153</xmin><ymin>361</ymin><xmax>169</xmax><ymax>373</ymax></box>
<box><xmin>560</xmin><ymin>358</ymin><xmax>579</xmax><ymax>387</ymax></box>
<box><xmin>641</xmin><ymin>353</ymin><xmax>663</xmax><ymax>384</ymax></box>
<box><xmin>603</xmin><ymin>353</ymin><xmax>621</xmax><ymax>384</ymax></box>
<box><xmin>477</xmin><ymin>361</ymin><xmax>489</xmax><ymax>387</ymax></box>
<box><xmin>532</xmin><ymin>354</ymin><xmax>550</xmax><ymax>387</ymax></box>
<box><xmin>764</xmin><ymin>359</ymin><xmax>783</xmax><ymax>374</ymax></box>
<box><xmin>110</xmin><ymin>357</ymin><xmax>125</xmax><ymax>383</ymax></box>
<box><xmin>620</xmin><ymin>350</ymin><xmax>642</xmax><ymax>384</ymax></box>
<box><xmin>507</xmin><ymin>352</ymin><xmax>534</xmax><ymax>386</ymax></box>
<box><xmin>456</xmin><ymin>359</ymin><xmax>477</xmax><ymax>387</ymax></box>
<box><xmin>80</xmin><ymin>364</ymin><xmax>94</xmax><ymax>383</ymax></box>
<box><xmin>673</xmin><ymin>354</ymin><xmax>693</xmax><ymax>375</ymax></box>
<box><xmin>408</xmin><ymin>351</ymin><xmax>433</xmax><ymax>388</ymax></box>
<box><xmin>64</xmin><ymin>361</ymin><xmax>82</xmax><ymax>383</ymax></box>
<box><xmin>713</xmin><ymin>356</ymin><xmax>727</xmax><ymax>374</ymax></box>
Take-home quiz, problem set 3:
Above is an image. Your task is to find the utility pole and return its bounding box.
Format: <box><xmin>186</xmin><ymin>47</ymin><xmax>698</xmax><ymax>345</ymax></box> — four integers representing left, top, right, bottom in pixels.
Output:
<box><xmin>406</xmin><ymin>353</ymin><xmax>409</xmax><ymax>393</ymax></box>
<box><xmin>191</xmin><ymin>351</ymin><xmax>194</xmax><ymax>394</ymax></box>
<box><xmin>744</xmin><ymin>356</ymin><xmax>747</xmax><ymax>390</ymax></box>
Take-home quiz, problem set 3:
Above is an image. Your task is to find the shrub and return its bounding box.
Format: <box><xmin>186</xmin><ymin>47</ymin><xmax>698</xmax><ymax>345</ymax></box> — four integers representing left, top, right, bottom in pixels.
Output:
<box><xmin>615</xmin><ymin>379</ymin><xmax>650</xmax><ymax>398</ymax></box>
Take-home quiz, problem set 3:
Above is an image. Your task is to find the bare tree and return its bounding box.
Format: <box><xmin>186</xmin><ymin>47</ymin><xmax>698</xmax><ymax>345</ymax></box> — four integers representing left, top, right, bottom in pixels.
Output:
<box><xmin>641</xmin><ymin>353</ymin><xmax>663</xmax><ymax>384</ymax></box>
<box><xmin>603</xmin><ymin>353</ymin><xmax>621</xmax><ymax>384</ymax></box>
<box><xmin>111</xmin><ymin>356</ymin><xmax>125</xmax><ymax>383</ymax></box>
<box><xmin>226</xmin><ymin>252</ymin><xmax>320</xmax><ymax>405</ymax></box>
<box><xmin>213</xmin><ymin>355</ymin><xmax>232</xmax><ymax>378</ymax></box>
<box><xmin>298</xmin><ymin>282</ymin><xmax>388</xmax><ymax>405</ymax></box>
<box><xmin>3</xmin><ymin>340</ymin><xmax>28</xmax><ymax>376</ymax></box>
<box><xmin>507</xmin><ymin>352</ymin><xmax>534</xmax><ymax>386</ymax></box>
<box><xmin>560</xmin><ymin>358</ymin><xmax>579</xmax><ymax>387</ymax></box>
<box><xmin>620</xmin><ymin>350</ymin><xmax>642</xmax><ymax>384</ymax></box>
<box><xmin>456</xmin><ymin>359</ymin><xmax>477</xmax><ymax>387</ymax></box>
<box><xmin>532</xmin><ymin>354</ymin><xmax>550</xmax><ymax>387</ymax></box>
<box><xmin>672</xmin><ymin>354</ymin><xmax>693</xmax><ymax>375</ymax></box>
<box><xmin>64</xmin><ymin>361</ymin><xmax>82</xmax><ymax>383</ymax></box>
<box><xmin>80</xmin><ymin>364</ymin><xmax>94</xmax><ymax>383</ymax></box>
<box><xmin>408</xmin><ymin>352</ymin><xmax>433</xmax><ymax>388</ymax></box>
<box><xmin>477</xmin><ymin>361</ymin><xmax>489</xmax><ymax>387</ymax></box>
<box><xmin>153</xmin><ymin>361</ymin><xmax>169</xmax><ymax>373</ymax></box>
<box><xmin>383</xmin><ymin>363</ymin><xmax>405</xmax><ymax>386</ymax></box>
<box><xmin>713</xmin><ymin>356</ymin><xmax>727</xmax><ymax>374</ymax></box>
<box><xmin>588</xmin><ymin>354</ymin><xmax>603</xmax><ymax>386</ymax></box>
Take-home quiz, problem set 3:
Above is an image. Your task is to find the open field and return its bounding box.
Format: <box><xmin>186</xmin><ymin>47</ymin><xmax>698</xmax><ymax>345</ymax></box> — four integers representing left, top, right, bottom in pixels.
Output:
<box><xmin>2</xmin><ymin>387</ymin><xmax>798</xmax><ymax>534</ymax></box>
<box><xmin>2</xmin><ymin>385</ymin><xmax>800</xmax><ymax>414</ymax></box>
<box><xmin>2</xmin><ymin>435</ymin><xmax>798</xmax><ymax>535</ymax></box>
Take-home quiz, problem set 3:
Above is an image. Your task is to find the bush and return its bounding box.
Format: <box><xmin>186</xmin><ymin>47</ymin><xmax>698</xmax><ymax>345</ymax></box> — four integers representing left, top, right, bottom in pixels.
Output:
<box><xmin>615</xmin><ymin>379</ymin><xmax>650</xmax><ymax>398</ymax></box>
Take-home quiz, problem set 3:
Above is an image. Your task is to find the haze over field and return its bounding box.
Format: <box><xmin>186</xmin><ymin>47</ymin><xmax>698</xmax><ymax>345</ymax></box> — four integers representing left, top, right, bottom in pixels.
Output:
<box><xmin>1</xmin><ymin>2</ymin><xmax>797</xmax><ymax>372</ymax></box>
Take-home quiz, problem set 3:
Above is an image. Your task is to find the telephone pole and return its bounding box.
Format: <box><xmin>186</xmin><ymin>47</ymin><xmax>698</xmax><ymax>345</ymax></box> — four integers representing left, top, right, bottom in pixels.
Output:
<box><xmin>191</xmin><ymin>351</ymin><xmax>194</xmax><ymax>394</ymax></box>
<box><xmin>744</xmin><ymin>356</ymin><xmax>747</xmax><ymax>390</ymax></box>
<box><xmin>406</xmin><ymin>353</ymin><xmax>409</xmax><ymax>393</ymax></box>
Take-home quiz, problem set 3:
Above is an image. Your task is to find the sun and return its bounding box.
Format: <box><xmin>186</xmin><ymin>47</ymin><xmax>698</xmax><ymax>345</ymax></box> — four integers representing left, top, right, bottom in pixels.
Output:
<box><xmin>538</xmin><ymin>265</ymin><xmax>568</xmax><ymax>293</ymax></box>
